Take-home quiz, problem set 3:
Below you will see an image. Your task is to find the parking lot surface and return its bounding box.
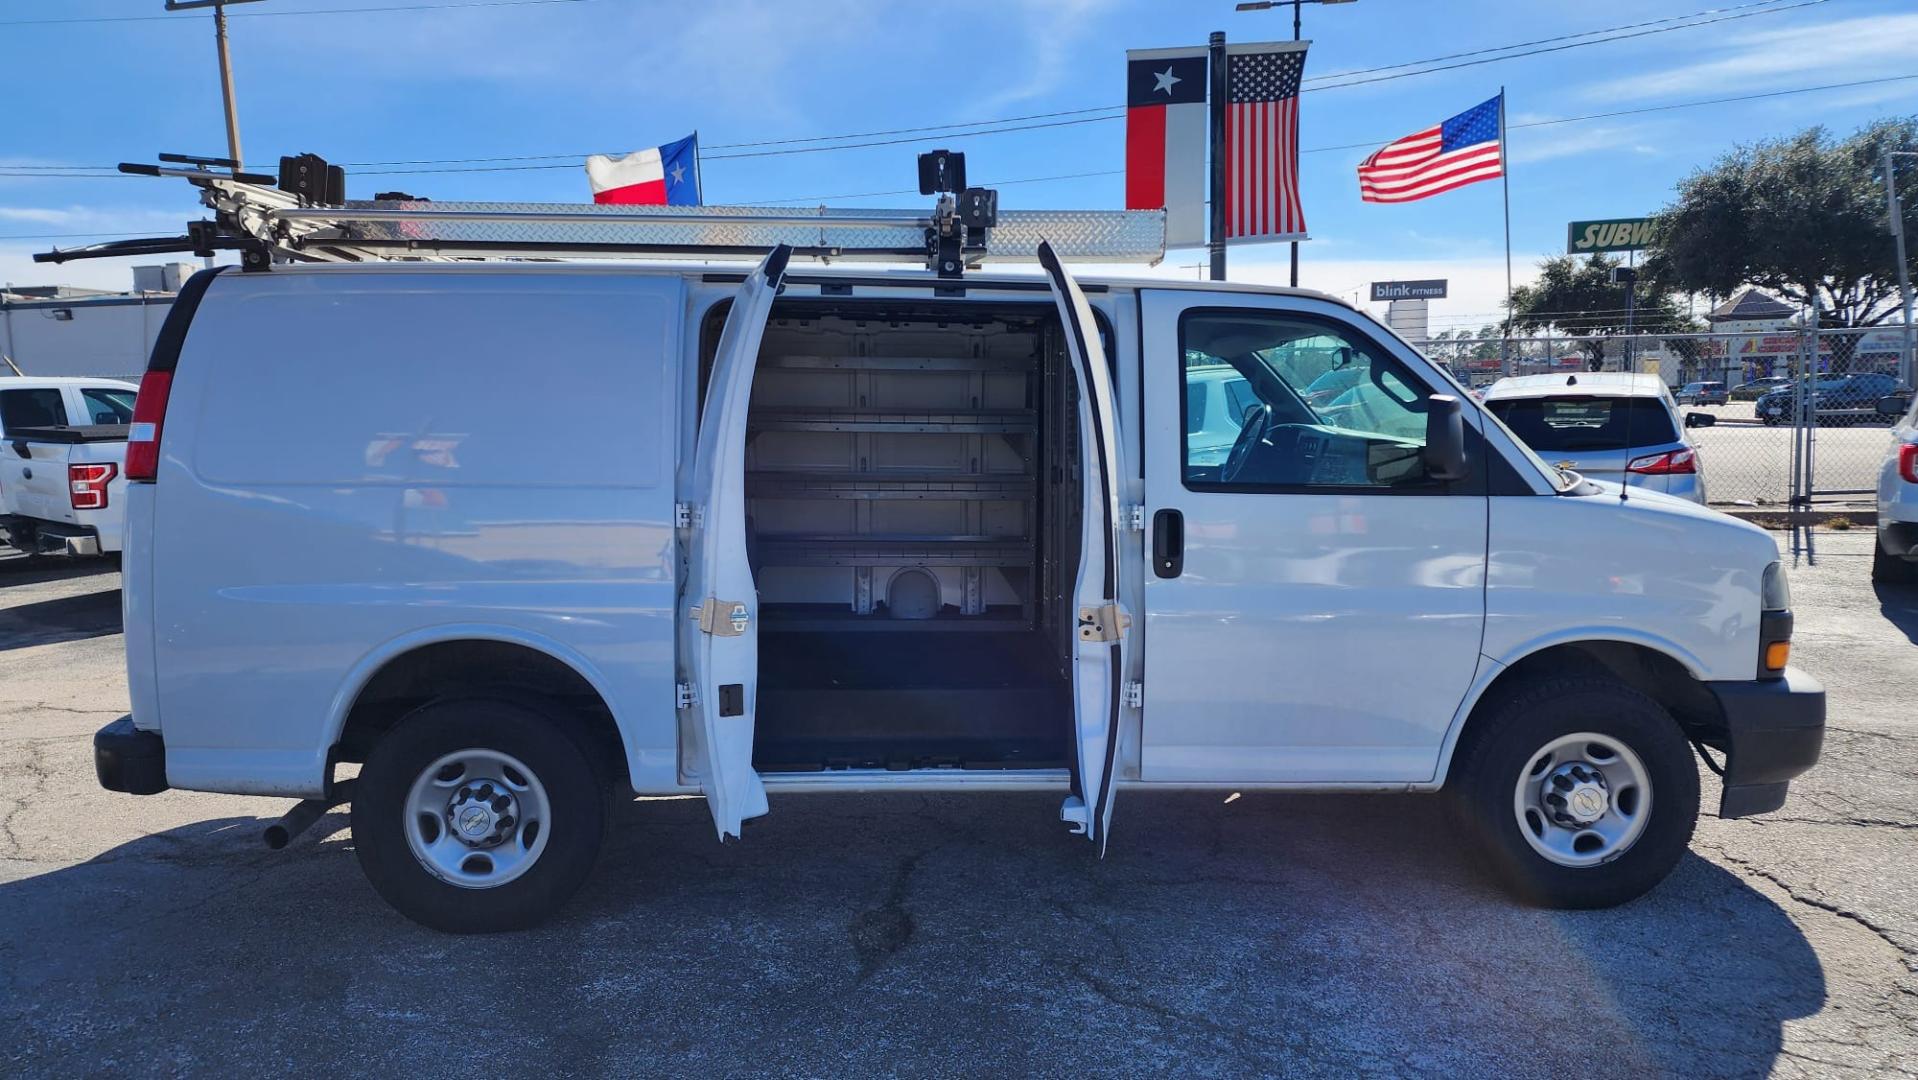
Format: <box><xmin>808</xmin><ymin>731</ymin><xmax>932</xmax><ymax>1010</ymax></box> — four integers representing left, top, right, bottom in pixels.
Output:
<box><xmin>3</xmin><ymin>537</ymin><xmax>1916</xmax><ymax>1078</ymax></box>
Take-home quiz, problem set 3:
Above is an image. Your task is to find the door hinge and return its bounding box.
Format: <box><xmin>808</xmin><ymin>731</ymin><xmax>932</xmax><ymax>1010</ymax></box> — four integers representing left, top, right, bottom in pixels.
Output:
<box><xmin>691</xmin><ymin>597</ymin><xmax>751</xmax><ymax>636</ymax></box>
<box><xmin>1077</xmin><ymin>602</ymin><xmax>1132</xmax><ymax>643</ymax></box>
<box><xmin>1122</xmin><ymin>680</ymin><xmax>1143</xmax><ymax>708</ymax></box>
<box><xmin>674</xmin><ymin>502</ymin><xmax>701</xmax><ymax>529</ymax></box>
<box><xmin>676</xmin><ymin>682</ymin><xmax>697</xmax><ymax>709</ymax></box>
<box><xmin>1059</xmin><ymin>794</ymin><xmax>1090</xmax><ymax>835</ymax></box>
<box><xmin>1121</xmin><ymin>504</ymin><xmax>1145</xmax><ymax>531</ymax></box>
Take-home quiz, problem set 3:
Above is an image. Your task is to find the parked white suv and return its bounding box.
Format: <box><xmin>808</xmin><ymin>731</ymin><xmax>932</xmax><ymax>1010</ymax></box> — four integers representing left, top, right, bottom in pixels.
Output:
<box><xmin>95</xmin><ymin>258</ymin><xmax>1824</xmax><ymax>931</ymax></box>
<box><xmin>1874</xmin><ymin>390</ymin><xmax>1918</xmax><ymax>583</ymax></box>
<box><xmin>1483</xmin><ymin>373</ymin><xmax>1713</xmax><ymax>504</ymax></box>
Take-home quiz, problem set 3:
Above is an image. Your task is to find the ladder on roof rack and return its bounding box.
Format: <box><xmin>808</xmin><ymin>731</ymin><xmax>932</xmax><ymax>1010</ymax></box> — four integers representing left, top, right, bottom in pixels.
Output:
<box><xmin>34</xmin><ymin>151</ymin><xmax>1167</xmax><ymax>275</ymax></box>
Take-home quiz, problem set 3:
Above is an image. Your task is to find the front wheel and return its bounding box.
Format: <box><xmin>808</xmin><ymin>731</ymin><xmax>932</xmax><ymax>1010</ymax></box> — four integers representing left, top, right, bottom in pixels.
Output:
<box><xmin>353</xmin><ymin>697</ymin><xmax>607</xmax><ymax>932</ymax></box>
<box><xmin>1450</xmin><ymin>678</ymin><xmax>1700</xmax><ymax>909</ymax></box>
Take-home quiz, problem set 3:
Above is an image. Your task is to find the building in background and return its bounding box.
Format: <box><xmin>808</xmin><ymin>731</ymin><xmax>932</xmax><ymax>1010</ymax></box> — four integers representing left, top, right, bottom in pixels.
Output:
<box><xmin>0</xmin><ymin>264</ymin><xmax>192</xmax><ymax>380</ymax></box>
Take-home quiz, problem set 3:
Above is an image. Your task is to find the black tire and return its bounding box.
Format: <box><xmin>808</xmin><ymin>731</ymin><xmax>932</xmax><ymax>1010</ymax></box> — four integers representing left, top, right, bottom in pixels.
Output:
<box><xmin>1449</xmin><ymin>677</ymin><xmax>1699</xmax><ymax>909</ymax></box>
<box><xmin>1873</xmin><ymin>541</ymin><xmax>1918</xmax><ymax>585</ymax></box>
<box><xmin>353</xmin><ymin>697</ymin><xmax>606</xmax><ymax>933</ymax></box>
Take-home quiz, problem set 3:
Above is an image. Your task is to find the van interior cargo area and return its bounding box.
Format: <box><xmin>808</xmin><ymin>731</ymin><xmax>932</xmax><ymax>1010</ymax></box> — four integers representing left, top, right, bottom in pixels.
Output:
<box><xmin>711</xmin><ymin>300</ymin><xmax>1086</xmax><ymax>772</ymax></box>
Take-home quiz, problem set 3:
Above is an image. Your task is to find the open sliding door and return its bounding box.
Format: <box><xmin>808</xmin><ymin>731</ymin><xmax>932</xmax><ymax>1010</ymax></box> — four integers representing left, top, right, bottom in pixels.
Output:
<box><xmin>1038</xmin><ymin>241</ymin><xmax>1131</xmax><ymax>850</ymax></box>
<box><xmin>682</xmin><ymin>245</ymin><xmax>791</xmax><ymax>839</ymax></box>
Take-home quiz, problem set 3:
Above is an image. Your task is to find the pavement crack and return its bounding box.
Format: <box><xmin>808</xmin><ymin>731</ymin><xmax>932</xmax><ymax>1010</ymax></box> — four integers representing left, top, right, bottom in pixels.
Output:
<box><xmin>848</xmin><ymin>846</ymin><xmax>926</xmax><ymax>979</ymax></box>
<box><xmin>1702</xmin><ymin>842</ymin><xmax>1917</xmax><ymax>968</ymax></box>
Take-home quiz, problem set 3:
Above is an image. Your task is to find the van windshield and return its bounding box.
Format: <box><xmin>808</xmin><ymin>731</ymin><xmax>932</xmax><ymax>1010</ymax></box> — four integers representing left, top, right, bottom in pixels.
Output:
<box><xmin>1486</xmin><ymin>396</ymin><xmax>1678</xmax><ymax>453</ymax></box>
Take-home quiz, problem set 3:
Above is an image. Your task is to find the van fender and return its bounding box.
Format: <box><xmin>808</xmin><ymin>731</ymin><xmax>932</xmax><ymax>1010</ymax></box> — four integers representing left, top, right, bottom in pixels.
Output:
<box><xmin>321</xmin><ymin>622</ymin><xmax>632</xmax><ymax>777</ymax></box>
<box><xmin>1428</xmin><ymin>628</ymin><xmax>1707</xmax><ymax>786</ymax></box>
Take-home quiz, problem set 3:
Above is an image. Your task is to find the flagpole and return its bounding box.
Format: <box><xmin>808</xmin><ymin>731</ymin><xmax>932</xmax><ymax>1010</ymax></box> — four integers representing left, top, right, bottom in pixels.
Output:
<box><xmin>1499</xmin><ymin>86</ymin><xmax>1514</xmax><ymax>377</ymax></box>
<box><xmin>692</xmin><ymin>129</ymin><xmax>705</xmax><ymax>207</ymax></box>
<box><xmin>1208</xmin><ymin>30</ymin><xmax>1228</xmax><ymax>281</ymax></box>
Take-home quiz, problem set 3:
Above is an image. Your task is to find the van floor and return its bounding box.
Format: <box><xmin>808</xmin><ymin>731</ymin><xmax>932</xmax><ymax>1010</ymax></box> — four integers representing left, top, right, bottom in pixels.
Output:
<box><xmin>753</xmin><ymin>629</ymin><xmax>1070</xmax><ymax>772</ymax></box>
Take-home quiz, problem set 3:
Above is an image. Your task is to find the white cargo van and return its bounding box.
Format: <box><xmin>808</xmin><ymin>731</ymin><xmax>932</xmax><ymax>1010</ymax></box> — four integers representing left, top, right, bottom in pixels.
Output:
<box><xmin>95</xmin><ymin>249</ymin><xmax>1824</xmax><ymax>932</ymax></box>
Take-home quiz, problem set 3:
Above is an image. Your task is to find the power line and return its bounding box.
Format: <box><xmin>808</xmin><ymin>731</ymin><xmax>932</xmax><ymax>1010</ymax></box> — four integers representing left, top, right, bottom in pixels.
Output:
<box><xmin>1304</xmin><ymin>0</ymin><xmax>1833</xmax><ymax>91</ymax></box>
<box><xmin>240</xmin><ymin>0</ymin><xmax>1838</xmax><ymax>171</ymax></box>
<box><xmin>7</xmin><ymin>71</ymin><xmax>1914</xmax><ymax>188</ymax></box>
<box><xmin>0</xmin><ymin>0</ymin><xmax>593</xmax><ymax>27</ymax></box>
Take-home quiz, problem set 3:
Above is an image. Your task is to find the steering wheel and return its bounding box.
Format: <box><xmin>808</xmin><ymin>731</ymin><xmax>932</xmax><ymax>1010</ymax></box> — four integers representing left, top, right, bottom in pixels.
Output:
<box><xmin>1222</xmin><ymin>404</ymin><xmax>1273</xmax><ymax>484</ymax></box>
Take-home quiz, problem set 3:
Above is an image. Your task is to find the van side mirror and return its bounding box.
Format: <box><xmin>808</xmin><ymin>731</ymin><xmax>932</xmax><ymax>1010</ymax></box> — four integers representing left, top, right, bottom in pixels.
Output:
<box><xmin>1877</xmin><ymin>393</ymin><xmax>1912</xmax><ymax>417</ymax></box>
<box><xmin>1685</xmin><ymin>411</ymin><xmax>1716</xmax><ymax>428</ymax></box>
<box><xmin>1423</xmin><ymin>394</ymin><xmax>1468</xmax><ymax>482</ymax></box>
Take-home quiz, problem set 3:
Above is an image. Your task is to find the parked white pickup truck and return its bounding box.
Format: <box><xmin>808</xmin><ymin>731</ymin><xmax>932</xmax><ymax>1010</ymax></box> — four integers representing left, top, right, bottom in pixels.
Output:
<box><xmin>0</xmin><ymin>377</ymin><xmax>135</xmax><ymax>558</ymax></box>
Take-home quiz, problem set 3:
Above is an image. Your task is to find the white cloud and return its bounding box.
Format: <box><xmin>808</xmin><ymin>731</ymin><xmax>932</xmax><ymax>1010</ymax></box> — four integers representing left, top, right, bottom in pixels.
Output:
<box><xmin>1508</xmin><ymin>124</ymin><xmax>1659</xmax><ymax>166</ymax></box>
<box><xmin>1583</xmin><ymin>11</ymin><xmax>1918</xmax><ymax>101</ymax></box>
<box><xmin>960</xmin><ymin>0</ymin><xmax>1110</xmax><ymax>116</ymax></box>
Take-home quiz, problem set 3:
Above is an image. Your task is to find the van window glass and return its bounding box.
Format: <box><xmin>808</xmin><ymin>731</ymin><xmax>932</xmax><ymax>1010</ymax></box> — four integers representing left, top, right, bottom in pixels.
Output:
<box><xmin>81</xmin><ymin>388</ymin><xmax>136</xmax><ymax>424</ymax></box>
<box><xmin>1486</xmin><ymin>397</ymin><xmax>1678</xmax><ymax>453</ymax></box>
<box><xmin>1180</xmin><ymin>311</ymin><xmax>1440</xmax><ymax>490</ymax></box>
<box><xmin>0</xmin><ymin>388</ymin><xmax>68</xmax><ymax>430</ymax></box>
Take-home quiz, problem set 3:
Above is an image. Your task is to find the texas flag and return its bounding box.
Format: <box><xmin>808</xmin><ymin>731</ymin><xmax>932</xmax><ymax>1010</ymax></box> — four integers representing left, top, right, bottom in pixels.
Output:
<box><xmin>585</xmin><ymin>133</ymin><xmax>701</xmax><ymax>205</ymax></box>
<box><xmin>1125</xmin><ymin>48</ymin><xmax>1207</xmax><ymax>248</ymax></box>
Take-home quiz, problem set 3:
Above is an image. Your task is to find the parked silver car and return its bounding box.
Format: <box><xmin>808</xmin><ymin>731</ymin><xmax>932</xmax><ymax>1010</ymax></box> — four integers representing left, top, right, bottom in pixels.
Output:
<box><xmin>1484</xmin><ymin>373</ymin><xmax>1714</xmax><ymax>504</ymax></box>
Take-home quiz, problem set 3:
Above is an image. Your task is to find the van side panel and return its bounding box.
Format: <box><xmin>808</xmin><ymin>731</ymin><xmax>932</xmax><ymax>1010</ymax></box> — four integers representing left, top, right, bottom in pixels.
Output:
<box><xmin>151</xmin><ymin>270</ymin><xmax>684</xmax><ymax>797</ymax></box>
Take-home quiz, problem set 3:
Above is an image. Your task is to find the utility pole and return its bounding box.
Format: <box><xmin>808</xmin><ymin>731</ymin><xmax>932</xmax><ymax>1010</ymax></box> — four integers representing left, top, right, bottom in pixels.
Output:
<box><xmin>165</xmin><ymin>1</ymin><xmax>268</xmax><ymax>177</ymax></box>
<box><xmin>1885</xmin><ymin>147</ymin><xmax>1916</xmax><ymax>389</ymax></box>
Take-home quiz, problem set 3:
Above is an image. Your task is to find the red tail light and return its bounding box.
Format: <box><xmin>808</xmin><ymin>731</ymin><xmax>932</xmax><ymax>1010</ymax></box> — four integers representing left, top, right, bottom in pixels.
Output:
<box><xmin>126</xmin><ymin>369</ymin><xmax>173</xmax><ymax>482</ymax></box>
<box><xmin>1900</xmin><ymin>444</ymin><xmax>1918</xmax><ymax>485</ymax></box>
<box><xmin>69</xmin><ymin>462</ymin><xmax>117</xmax><ymax>510</ymax></box>
<box><xmin>1626</xmin><ymin>448</ymin><xmax>1697</xmax><ymax>475</ymax></box>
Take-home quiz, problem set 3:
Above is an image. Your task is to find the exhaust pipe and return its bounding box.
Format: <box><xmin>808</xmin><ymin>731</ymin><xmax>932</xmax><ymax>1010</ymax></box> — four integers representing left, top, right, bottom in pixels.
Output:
<box><xmin>263</xmin><ymin>779</ymin><xmax>355</xmax><ymax>850</ymax></box>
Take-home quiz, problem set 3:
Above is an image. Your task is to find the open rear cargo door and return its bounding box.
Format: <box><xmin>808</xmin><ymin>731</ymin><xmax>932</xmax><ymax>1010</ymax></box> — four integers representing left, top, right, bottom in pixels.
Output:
<box><xmin>1038</xmin><ymin>241</ymin><xmax>1131</xmax><ymax>850</ymax></box>
<box><xmin>682</xmin><ymin>245</ymin><xmax>791</xmax><ymax>839</ymax></box>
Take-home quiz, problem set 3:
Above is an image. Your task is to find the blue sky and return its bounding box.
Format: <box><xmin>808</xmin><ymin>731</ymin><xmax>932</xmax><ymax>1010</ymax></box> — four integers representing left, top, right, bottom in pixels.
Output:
<box><xmin>3</xmin><ymin>0</ymin><xmax>1914</xmax><ymax>329</ymax></box>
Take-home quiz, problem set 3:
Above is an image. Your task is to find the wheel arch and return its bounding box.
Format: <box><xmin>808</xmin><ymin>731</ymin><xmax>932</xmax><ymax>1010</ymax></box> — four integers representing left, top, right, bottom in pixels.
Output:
<box><xmin>1435</xmin><ymin>633</ymin><xmax>1720</xmax><ymax>787</ymax></box>
<box><xmin>325</xmin><ymin>625</ymin><xmax>632</xmax><ymax>793</ymax></box>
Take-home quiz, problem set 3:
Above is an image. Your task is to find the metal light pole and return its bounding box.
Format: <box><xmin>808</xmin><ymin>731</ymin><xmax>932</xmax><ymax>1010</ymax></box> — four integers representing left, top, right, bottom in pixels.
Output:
<box><xmin>1235</xmin><ymin>0</ymin><xmax>1355</xmax><ymax>288</ymax></box>
<box><xmin>165</xmin><ymin>0</ymin><xmax>268</xmax><ymax>176</ymax></box>
<box><xmin>1884</xmin><ymin>148</ymin><xmax>1916</xmax><ymax>389</ymax></box>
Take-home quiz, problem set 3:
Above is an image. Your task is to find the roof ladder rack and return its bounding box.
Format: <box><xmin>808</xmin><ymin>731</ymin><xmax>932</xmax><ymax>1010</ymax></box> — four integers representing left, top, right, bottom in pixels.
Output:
<box><xmin>33</xmin><ymin>150</ymin><xmax>1166</xmax><ymax>273</ymax></box>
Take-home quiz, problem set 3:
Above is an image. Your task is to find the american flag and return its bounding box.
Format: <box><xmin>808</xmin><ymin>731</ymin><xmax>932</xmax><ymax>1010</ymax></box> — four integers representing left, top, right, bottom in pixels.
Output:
<box><xmin>1224</xmin><ymin>43</ymin><xmax>1307</xmax><ymax>240</ymax></box>
<box><xmin>1358</xmin><ymin>94</ymin><xmax>1504</xmax><ymax>203</ymax></box>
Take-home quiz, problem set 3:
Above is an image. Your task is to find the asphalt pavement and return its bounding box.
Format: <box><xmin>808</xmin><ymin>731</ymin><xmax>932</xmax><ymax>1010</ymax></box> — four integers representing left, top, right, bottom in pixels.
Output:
<box><xmin>2</xmin><ymin>537</ymin><xmax>1917</xmax><ymax>1078</ymax></box>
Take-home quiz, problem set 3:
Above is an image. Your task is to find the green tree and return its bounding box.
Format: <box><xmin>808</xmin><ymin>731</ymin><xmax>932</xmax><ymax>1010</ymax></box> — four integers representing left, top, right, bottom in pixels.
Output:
<box><xmin>1508</xmin><ymin>253</ymin><xmax>1697</xmax><ymax>366</ymax></box>
<box><xmin>1647</xmin><ymin>117</ymin><xmax>1918</xmax><ymax>327</ymax></box>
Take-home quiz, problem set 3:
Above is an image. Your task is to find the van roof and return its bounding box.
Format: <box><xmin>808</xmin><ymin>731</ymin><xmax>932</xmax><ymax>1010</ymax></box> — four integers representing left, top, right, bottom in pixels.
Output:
<box><xmin>227</xmin><ymin>260</ymin><xmax>1359</xmax><ymax>310</ymax></box>
<box><xmin>1483</xmin><ymin>372</ymin><xmax>1670</xmax><ymax>401</ymax></box>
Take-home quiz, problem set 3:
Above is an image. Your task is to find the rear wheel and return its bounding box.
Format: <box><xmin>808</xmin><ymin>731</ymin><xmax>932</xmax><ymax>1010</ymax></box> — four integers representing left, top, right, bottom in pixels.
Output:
<box><xmin>353</xmin><ymin>697</ymin><xmax>606</xmax><ymax>932</ymax></box>
<box><xmin>1873</xmin><ymin>541</ymin><xmax>1918</xmax><ymax>584</ymax></box>
<box><xmin>1450</xmin><ymin>678</ymin><xmax>1699</xmax><ymax>909</ymax></box>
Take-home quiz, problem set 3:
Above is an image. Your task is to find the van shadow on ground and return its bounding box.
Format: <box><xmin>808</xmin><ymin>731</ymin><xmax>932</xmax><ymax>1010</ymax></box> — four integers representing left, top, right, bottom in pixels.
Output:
<box><xmin>1</xmin><ymin>791</ymin><xmax>1822</xmax><ymax>1077</ymax></box>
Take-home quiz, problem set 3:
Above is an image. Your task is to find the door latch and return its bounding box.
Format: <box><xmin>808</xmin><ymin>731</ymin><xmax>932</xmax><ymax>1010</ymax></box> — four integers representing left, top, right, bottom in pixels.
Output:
<box><xmin>1077</xmin><ymin>602</ymin><xmax>1132</xmax><ymax>643</ymax></box>
<box><xmin>691</xmin><ymin>598</ymin><xmax>751</xmax><ymax>636</ymax></box>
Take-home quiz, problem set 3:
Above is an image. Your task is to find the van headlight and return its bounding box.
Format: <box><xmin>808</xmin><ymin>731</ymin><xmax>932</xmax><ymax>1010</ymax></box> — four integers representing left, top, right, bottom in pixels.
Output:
<box><xmin>1761</xmin><ymin>561</ymin><xmax>1792</xmax><ymax>612</ymax></box>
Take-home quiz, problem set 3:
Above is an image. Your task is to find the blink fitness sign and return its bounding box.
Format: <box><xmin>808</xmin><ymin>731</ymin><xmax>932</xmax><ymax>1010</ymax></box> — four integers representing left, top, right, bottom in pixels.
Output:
<box><xmin>1567</xmin><ymin>217</ymin><xmax>1658</xmax><ymax>254</ymax></box>
<box><xmin>1369</xmin><ymin>279</ymin><xmax>1448</xmax><ymax>301</ymax></box>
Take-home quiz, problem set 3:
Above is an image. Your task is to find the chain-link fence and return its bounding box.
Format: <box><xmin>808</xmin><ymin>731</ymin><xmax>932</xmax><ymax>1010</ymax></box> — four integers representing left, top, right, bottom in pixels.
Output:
<box><xmin>1409</xmin><ymin>327</ymin><xmax>1915</xmax><ymax>508</ymax></box>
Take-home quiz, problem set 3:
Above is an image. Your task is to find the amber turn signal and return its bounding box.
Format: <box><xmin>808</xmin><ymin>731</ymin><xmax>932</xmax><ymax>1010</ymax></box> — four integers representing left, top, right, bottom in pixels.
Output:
<box><xmin>1764</xmin><ymin>641</ymin><xmax>1791</xmax><ymax>671</ymax></box>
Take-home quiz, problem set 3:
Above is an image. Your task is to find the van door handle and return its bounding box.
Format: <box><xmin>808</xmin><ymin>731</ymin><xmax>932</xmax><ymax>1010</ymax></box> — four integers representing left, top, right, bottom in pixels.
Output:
<box><xmin>1152</xmin><ymin>509</ymin><xmax>1184</xmax><ymax>578</ymax></box>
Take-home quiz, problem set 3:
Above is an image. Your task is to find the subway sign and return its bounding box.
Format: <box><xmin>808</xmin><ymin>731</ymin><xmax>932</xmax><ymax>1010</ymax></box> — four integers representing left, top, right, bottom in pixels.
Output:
<box><xmin>1567</xmin><ymin>217</ymin><xmax>1659</xmax><ymax>254</ymax></box>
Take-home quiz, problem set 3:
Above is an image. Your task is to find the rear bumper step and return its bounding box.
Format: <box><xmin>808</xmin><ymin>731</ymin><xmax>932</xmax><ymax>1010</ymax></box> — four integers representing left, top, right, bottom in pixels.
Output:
<box><xmin>94</xmin><ymin>716</ymin><xmax>168</xmax><ymax>795</ymax></box>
